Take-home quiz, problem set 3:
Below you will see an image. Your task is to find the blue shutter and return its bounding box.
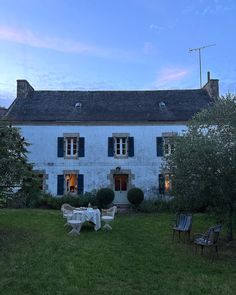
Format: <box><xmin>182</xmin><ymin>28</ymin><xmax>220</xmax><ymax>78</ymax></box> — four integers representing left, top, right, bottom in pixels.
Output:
<box><xmin>156</xmin><ymin>137</ymin><xmax>163</xmax><ymax>157</ymax></box>
<box><xmin>128</xmin><ymin>137</ymin><xmax>134</xmax><ymax>157</ymax></box>
<box><xmin>77</xmin><ymin>174</ymin><xmax>84</xmax><ymax>195</ymax></box>
<box><xmin>57</xmin><ymin>137</ymin><xmax>64</xmax><ymax>157</ymax></box>
<box><xmin>159</xmin><ymin>174</ymin><xmax>165</xmax><ymax>195</ymax></box>
<box><xmin>57</xmin><ymin>175</ymin><xmax>64</xmax><ymax>195</ymax></box>
<box><xmin>108</xmin><ymin>137</ymin><xmax>114</xmax><ymax>157</ymax></box>
<box><xmin>79</xmin><ymin>137</ymin><xmax>85</xmax><ymax>157</ymax></box>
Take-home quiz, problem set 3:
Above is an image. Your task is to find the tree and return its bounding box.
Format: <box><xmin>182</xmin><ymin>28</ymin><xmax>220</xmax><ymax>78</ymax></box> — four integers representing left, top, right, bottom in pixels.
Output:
<box><xmin>165</xmin><ymin>95</ymin><xmax>236</xmax><ymax>241</ymax></box>
<box><xmin>0</xmin><ymin>120</ymin><xmax>39</xmax><ymax>203</ymax></box>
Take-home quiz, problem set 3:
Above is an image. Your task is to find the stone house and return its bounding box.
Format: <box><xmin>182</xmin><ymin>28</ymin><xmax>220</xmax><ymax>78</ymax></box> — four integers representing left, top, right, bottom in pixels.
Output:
<box><xmin>4</xmin><ymin>75</ymin><xmax>219</xmax><ymax>204</ymax></box>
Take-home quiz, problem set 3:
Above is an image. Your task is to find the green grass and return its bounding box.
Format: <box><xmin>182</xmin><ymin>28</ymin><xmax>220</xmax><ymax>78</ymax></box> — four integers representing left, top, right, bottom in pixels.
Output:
<box><xmin>0</xmin><ymin>210</ymin><xmax>236</xmax><ymax>295</ymax></box>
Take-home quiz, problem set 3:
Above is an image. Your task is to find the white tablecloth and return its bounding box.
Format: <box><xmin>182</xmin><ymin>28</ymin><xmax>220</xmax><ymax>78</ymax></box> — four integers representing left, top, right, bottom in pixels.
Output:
<box><xmin>73</xmin><ymin>208</ymin><xmax>101</xmax><ymax>231</ymax></box>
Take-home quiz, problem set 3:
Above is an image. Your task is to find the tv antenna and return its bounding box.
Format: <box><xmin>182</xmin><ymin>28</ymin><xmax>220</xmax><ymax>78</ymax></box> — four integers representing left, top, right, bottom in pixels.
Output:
<box><xmin>189</xmin><ymin>44</ymin><xmax>216</xmax><ymax>88</ymax></box>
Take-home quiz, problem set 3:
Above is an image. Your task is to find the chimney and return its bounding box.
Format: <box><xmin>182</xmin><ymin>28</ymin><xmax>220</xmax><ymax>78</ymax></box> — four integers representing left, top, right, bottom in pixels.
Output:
<box><xmin>202</xmin><ymin>72</ymin><xmax>219</xmax><ymax>99</ymax></box>
<box><xmin>17</xmin><ymin>80</ymin><xmax>34</xmax><ymax>98</ymax></box>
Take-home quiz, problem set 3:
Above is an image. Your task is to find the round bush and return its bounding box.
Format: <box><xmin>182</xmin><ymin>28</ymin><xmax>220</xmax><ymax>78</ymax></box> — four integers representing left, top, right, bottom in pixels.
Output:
<box><xmin>96</xmin><ymin>188</ymin><xmax>114</xmax><ymax>208</ymax></box>
<box><xmin>127</xmin><ymin>188</ymin><xmax>144</xmax><ymax>206</ymax></box>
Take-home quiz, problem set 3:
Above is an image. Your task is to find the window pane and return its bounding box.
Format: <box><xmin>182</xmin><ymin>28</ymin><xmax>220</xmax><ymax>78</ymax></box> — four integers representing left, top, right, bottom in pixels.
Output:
<box><xmin>165</xmin><ymin>174</ymin><xmax>171</xmax><ymax>193</ymax></box>
<box><xmin>114</xmin><ymin>176</ymin><xmax>120</xmax><ymax>191</ymax></box>
<box><xmin>164</xmin><ymin>143</ymin><xmax>169</xmax><ymax>155</ymax></box>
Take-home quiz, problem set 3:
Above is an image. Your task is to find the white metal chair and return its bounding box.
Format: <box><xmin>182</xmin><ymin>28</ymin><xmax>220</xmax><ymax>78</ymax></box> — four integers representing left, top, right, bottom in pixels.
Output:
<box><xmin>61</xmin><ymin>204</ymin><xmax>75</xmax><ymax>226</ymax></box>
<box><xmin>68</xmin><ymin>212</ymin><xmax>84</xmax><ymax>235</ymax></box>
<box><xmin>101</xmin><ymin>206</ymin><xmax>117</xmax><ymax>230</ymax></box>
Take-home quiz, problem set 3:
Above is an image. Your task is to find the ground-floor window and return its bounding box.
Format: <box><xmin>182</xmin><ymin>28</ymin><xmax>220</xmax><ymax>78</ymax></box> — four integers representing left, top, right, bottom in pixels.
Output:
<box><xmin>65</xmin><ymin>174</ymin><xmax>78</xmax><ymax>193</ymax></box>
<box><xmin>34</xmin><ymin>170</ymin><xmax>47</xmax><ymax>191</ymax></box>
<box><xmin>159</xmin><ymin>173</ymin><xmax>172</xmax><ymax>195</ymax></box>
<box><xmin>57</xmin><ymin>172</ymin><xmax>84</xmax><ymax>195</ymax></box>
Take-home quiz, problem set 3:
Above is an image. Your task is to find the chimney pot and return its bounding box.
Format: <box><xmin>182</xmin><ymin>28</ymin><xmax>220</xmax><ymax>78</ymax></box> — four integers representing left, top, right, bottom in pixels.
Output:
<box><xmin>207</xmin><ymin>71</ymin><xmax>211</xmax><ymax>82</ymax></box>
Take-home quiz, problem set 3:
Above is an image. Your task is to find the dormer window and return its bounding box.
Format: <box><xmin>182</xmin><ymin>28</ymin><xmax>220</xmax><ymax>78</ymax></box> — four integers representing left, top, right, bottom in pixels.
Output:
<box><xmin>75</xmin><ymin>102</ymin><xmax>82</xmax><ymax>109</ymax></box>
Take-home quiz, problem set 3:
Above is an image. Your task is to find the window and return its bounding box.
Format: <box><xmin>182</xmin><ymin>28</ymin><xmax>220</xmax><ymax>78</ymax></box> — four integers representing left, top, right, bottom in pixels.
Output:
<box><xmin>57</xmin><ymin>134</ymin><xmax>84</xmax><ymax>158</ymax></box>
<box><xmin>164</xmin><ymin>174</ymin><xmax>172</xmax><ymax>193</ymax></box>
<box><xmin>115</xmin><ymin>137</ymin><xmax>128</xmax><ymax>157</ymax></box>
<box><xmin>65</xmin><ymin>174</ymin><xmax>78</xmax><ymax>193</ymax></box>
<box><xmin>34</xmin><ymin>171</ymin><xmax>48</xmax><ymax>191</ymax></box>
<box><xmin>159</xmin><ymin>173</ymin><xmax>172</xmax><ymax>194</ymax></box>
<box><xmin>163</xmin><ymin>138</ymin><xmax>174</xmax><ymax>156</ymax></box>
<box><xmin>157</xmin><ymin>132</ymin><xmax>177</xmax><ymax>157</ymax></box>
<box><xmin>108</xmin><ymin>134</ymin><xmax>134</xmax><ymax>158</ymax></box>
<box><xmin>66</xmin><ymin>137</ymin><xmax>78</xmax><ymax>157</ymax></box>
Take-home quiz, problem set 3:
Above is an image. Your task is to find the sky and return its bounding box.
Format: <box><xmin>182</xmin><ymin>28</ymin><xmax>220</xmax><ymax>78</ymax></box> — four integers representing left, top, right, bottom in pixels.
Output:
<box><xmin>0</xmin><ymin>0</ymin><xmax>236</xmax><ymax>107</ymax></box>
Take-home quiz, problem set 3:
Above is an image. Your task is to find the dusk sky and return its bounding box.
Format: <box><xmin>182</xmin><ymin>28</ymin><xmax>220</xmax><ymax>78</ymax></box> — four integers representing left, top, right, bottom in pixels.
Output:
<box><xmin>0</xmin><ymin>0</ymin><xmax>236</xmax><ymax>107</ymax></box>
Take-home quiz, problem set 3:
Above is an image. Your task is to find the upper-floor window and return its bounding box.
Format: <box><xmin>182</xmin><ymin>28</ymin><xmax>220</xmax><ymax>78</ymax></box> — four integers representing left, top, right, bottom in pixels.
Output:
<box><xmin>108</xmin><ymin>133</ymin><xmax>134</xmax><ymax>158</ymax></box>
<box><xmin>115</xmin><ymin>137</ymin><xmax>128</xmax><ymax>157</ymax></box>
<box><xmin>66</xmin><ymin>137</ymin><xmax>78</xmax><ymax>157</ymax></box>
<box><xmin>163</xmin><ymin>138</ymin><xmax>174</xmax><ymax>156</ymax></box>
<box><xmin>57</xmin><ymin>133</ymin><xmax>85</xmax><ymax>158</ymax></box>
<box><xmin>157</xmin><ymin>132</ymin><xmax>177</xmax><ymax>157</ymax></box>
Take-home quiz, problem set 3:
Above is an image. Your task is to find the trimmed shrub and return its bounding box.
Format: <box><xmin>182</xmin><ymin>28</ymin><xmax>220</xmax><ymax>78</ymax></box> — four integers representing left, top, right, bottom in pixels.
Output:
<box><xmin>96</xmin><ymin>188</ymin><xmax>114</xmax><ymax>208</ymax></box>
<box><xmin>127</xmin><ymin>188</ymin><xmax>144</xmax><ymax>207</ymax></box>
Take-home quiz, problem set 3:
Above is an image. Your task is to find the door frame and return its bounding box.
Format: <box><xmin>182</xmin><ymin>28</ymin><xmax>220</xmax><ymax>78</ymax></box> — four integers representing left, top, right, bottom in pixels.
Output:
<box><xmin>108</xmin><ymin>168</ymin><xmax>134</xmax><ymax>204</ymax></box>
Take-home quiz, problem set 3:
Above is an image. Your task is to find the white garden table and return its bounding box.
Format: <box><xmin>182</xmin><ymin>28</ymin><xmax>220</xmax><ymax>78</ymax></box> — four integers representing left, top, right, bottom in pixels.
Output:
<box><xmin>72</xmin><ymin>208</ymin><xmax>101</xmax><ymax>231</ymax></box>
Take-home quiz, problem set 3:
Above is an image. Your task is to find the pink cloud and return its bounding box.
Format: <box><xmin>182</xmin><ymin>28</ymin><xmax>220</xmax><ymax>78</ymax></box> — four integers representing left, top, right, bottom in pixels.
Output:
<box><xmin>155</xmin><ymin>68</ymin><xmax>189</xmax><ymax>87</ymax></box>
<box><xmin>0</xmin><ymin>25</ymin><xmax>135</xmax><ymax>60</ymax></box>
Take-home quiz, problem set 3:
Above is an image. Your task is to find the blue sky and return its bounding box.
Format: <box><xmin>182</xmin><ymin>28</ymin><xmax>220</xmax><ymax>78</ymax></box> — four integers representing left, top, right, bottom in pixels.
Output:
<box><xmin>0</xmin><ymin>0</ymin><xmax>236</xmax><ymax>107</ymax></box>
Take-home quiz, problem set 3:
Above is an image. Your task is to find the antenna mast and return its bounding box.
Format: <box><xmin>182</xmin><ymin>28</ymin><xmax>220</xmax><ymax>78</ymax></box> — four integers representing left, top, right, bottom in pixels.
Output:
<box><xmin>189</xmin><ymin>44</ymin><xmax>216</xmax><ymax>88</ymax></box>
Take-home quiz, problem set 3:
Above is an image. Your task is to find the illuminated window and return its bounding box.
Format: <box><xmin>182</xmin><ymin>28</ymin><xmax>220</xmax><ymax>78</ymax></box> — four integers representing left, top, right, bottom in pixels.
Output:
<box><xmin>159</xmin><ymin>173</ymin><xmax>172</xmax><ymax>194</ymax></box>
<box><xmin>164</xmin><ymin>174</ymin><xmax>172</xmax><ymax>193</ymax></box>
<box><xmin>65</xmin><ymin>174</ymin><xmax>78</xmax><ymax>193</ymax></box>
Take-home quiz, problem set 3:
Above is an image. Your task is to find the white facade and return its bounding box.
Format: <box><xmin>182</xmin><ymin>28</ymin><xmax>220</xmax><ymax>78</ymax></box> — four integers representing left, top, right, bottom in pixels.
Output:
<box><xmin>17</xmin><ymin>123</ymin><xmax>186</xmax><ymax>202</ymax></box>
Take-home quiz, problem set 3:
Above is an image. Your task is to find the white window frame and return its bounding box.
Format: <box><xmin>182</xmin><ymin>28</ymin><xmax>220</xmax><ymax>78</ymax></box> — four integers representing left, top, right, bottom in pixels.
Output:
<box><xmin>162</xmin><ymin>132</ymin><xmax>177</xmax><ymax>157</ymax></box>
<box><xmin>163</xmin><ymin>139</ymin><xmax>174</xmax><ymax>156</ymax></box>
<box><xmin>112</xmin><ymin>133</ymin><xmax>129</xmax><ymax>158</ymax></box>
<box><xmin>63</xmin><ymin>133</ymin><xmax>79</xmax><ymax>158</ymax></box>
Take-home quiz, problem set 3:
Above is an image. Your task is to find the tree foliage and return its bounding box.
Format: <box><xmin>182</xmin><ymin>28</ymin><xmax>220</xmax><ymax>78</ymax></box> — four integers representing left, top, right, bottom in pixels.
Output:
<box><xmin>0</xmin><ymin>120</ymin><xmax>39</xmax><ymax>203</ymax></box>
<box><xmin>165</xmin><ymin>95</ymin><xmax>236</xmax><ymax>241</ymax></box>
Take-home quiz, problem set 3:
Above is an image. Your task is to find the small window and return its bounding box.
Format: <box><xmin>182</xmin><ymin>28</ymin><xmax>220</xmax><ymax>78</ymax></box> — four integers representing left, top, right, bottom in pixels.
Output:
<box><xmin>163</xmin><ymin>138</ymin><xmax>174</xmax><ymax>156</ymax></box>
<box><xmin>65</xmin><ymin>137</ymin><xmax>78</xmax><ymax>157</ymax></box>
<box><xmin>115</xmin><ymin>137</ymin><xmax>128</xmax><ymax>157</ymax></box>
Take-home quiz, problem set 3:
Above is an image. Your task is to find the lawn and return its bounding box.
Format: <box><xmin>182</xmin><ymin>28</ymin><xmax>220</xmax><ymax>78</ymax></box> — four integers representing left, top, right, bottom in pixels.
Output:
<box><xmin>0</xmin><ymin>209</ymin><xmax>236</xmax><ymax>295</ymax></box>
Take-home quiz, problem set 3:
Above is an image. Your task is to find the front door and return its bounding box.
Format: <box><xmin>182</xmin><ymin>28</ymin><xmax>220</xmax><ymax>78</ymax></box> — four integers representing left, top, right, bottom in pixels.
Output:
<box><xmin>113</xmin><ymin>174</ymin><xmax>129</xmax><ymax>204</ymax></box>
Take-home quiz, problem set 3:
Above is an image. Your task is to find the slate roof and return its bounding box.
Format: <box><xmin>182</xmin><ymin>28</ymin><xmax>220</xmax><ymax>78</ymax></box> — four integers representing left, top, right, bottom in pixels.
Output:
<box><xmin>5</xmin><ymin>89</ymin><xmax>214</xmax><ymax>123</ymax></box>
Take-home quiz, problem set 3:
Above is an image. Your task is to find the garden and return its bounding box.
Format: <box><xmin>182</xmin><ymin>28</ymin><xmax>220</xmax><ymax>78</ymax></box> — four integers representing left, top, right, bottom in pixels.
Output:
<box><xmin>0</xmin><ymin>209</ymin><xmax>236</xmax><ymax>295</ymax></box>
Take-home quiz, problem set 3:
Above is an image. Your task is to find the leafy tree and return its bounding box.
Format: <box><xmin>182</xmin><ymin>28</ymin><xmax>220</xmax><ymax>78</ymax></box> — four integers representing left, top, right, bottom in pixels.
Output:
<box><xmin>165</xmin><ymin>95</ymin><xmax>236</xmax><ymax>241</ymax></box>
<box><xmin>0</xmin><ymin>120</ymin><xmax>39</xmax><ymax>204</ymax></box>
